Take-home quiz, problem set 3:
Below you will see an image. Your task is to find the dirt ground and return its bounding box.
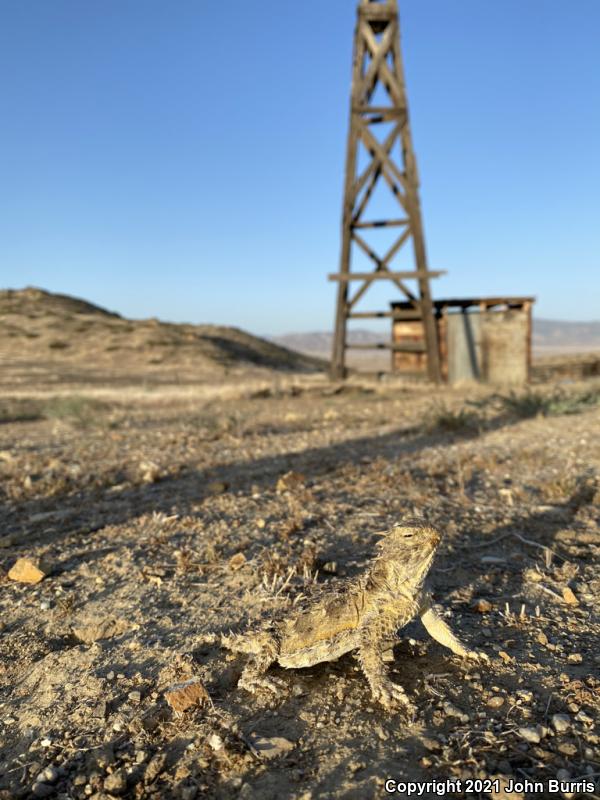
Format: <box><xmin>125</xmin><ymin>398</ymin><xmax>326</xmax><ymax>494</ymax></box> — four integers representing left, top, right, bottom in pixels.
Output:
<box><xmin>1</xmin><ymin>370</ymin><xmax>599</xmax><ymax>800</ymax></box>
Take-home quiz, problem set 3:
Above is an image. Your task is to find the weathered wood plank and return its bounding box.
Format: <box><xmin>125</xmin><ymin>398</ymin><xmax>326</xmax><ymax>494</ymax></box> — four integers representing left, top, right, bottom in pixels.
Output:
<box><xmin>329</xmin><ymin>271</ymin><xmax>446</xmax><ymax>282</ymax></box>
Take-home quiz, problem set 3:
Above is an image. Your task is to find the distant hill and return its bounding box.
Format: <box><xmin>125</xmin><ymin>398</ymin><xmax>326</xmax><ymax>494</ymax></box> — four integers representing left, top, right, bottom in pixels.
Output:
<box><xmin>270</xmin><ymin>330</ymin><xmax>382</xmax><ymax>358</ymax></box>
<box><xmin>0</xmin><ymin>287</ymin><xmax>326</xmax><ymax>382</ymax></box>
<box><xmin>272</xmin><ymin>319</ymin><xmax>600</xmax><ymax>358</ymax></box>
<box><xmin>532</xmin><ymin>319</ymin><xmax>600</xmax><ymax>353</ymax></box>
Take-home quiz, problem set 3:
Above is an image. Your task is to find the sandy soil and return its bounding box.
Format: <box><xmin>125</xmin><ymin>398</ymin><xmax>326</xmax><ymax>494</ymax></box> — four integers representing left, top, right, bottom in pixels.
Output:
<box><xmin>0</xmin><ymin>369</ymin><xmax>599</xmax><ymax>800</ymax></box>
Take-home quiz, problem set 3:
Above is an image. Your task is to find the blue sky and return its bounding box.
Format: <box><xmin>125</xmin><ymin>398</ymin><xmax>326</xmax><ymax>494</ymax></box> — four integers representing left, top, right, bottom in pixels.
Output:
<box><xmin>1</xmin><ymin>0</ymin><xmax>599</xmax><ymax>334</ymax></box>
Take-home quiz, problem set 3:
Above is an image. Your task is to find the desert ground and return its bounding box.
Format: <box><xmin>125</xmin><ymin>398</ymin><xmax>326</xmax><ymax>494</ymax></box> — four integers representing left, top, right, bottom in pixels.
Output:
<box><xmin>1</xmin><ymin>290</ymin><xmax>599</xmax><ymax>800</ymax></box>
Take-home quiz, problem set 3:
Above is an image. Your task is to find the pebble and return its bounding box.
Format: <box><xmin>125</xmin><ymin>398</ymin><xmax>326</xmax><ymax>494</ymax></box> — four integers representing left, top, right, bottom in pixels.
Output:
<box><xmin>208</xmin><ymin>734</ymin><xmax>224</xmax><ymax>752</ymax></box>
<box><xmin>8</xmin><ymin>557</ymin><xmax>51</xmax><ymax>585</ymax></box>
<box><xmin>40</xmin><ymin>738</ymin><xmax>52</xmax><ymax>748</ymax></box>
<box><xmin>562</xmin><ymin>587</ymin><xmax>579</xmax><ymax>606</ymax></box>
<box><xmin>421</xmin><ymin>737</ymin><xmax>441</xmax><ymax>752</ymax></box>
<box><xmin>248</xmin><ymin>734</ymin><xmax>294</xmax><ymax>760</ymax></box>
<box><xmin>551</xmin><ymin>713</ymin><xmax>571</xmax><ymax>733</ymax></box>
<box><xmin>144</xmin><ymin>752</ymin><xmax>167</xmax><ymax>784</ymax></box>
<box><xmin>207</xmin><ymin>480</ymin><xmax>228</xmax><ymax>495</ymax></box>
<box><xmin>516</xmin><ymin>689</ymin><xmax>533</xmax><ymax>703</ymax></box>
<box><xmin>164</xmin><ymin>677</ymin><xmax>209</xmax><ymax>712</ymax></box>
<box><xmin>227</xmin><ymin>553</ymin><xmax>246</xmax><ymax>571</ymax></box>
<box><xmin>104</xmin><ymin>770</ymin><xmax>127</xmax><ymax>796</ymax></box>
<box><xmin>557</xmin><ymin>742</ymin><xmax>577</xmax><ymax>756</ymax></box>
<box><xmin>575</xmin><ymin>710</ymin><xmax>593</xmax><ymax>724</ymax></box>
<box><xmin>127</xmin><ymin>691</ymin><xmax>141</xmax><ymax>704</ymax></box>
<box><xmin>37</xmin><ymin>767</ymin><xmax>58</xmax><ymax>784</ymax></box>
<box><xmin>487</xmin><ymin>696</ymin><xmax>505</xmax><ymax>709</ymax></box>
<box><xmin>518</xmin><ymin>726</ymin><xmax>541</xmax><ymax>744</ymax></box>
<box><xmin>443</xmin><ymin>702</ymin><xmax>469</xmax><ymax>722</ymax></box>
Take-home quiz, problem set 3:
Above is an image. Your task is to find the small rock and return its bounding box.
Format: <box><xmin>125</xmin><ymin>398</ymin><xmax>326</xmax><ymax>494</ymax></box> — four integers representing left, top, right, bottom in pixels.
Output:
<box><xmin>567</xmin><ymin>653</ymin><xmax>582</xmax><ymax>664</ymax></box>
<box><xmin>562</xmin><ymin>587</ymin><xmax>579</xmax><ymax>606</ymax></box>
<box><xmin>518</xmin><ymin>726</ymin><xmax>541</xmax><ymax>744</ymax></box>
<box><xmin>322</xmin><ymin>561</ymin><xmax>337</xmax><ymax>574</ymax></box>
<box><xmin>575</xmin><ymin>710</ymin><xmax>593</xmax><ymax>724</ymax></box>
<box><xmin>473</xmin><ymin>598</ymin><xmax>493</xmax><ymax>613</ymax></box>
<box><xmin>228</xmin><ymin>552</ymin><xmax>246</xmax><ymax>571</ymax></box>
<box><xmin>537</xmin><ymin>632</ymin><xmax>548</xmax><ymax>645</ymax></box>
<box><xmin>249</xmin><ymin>734</ymin><xmax>295</xmax><ymax>760</ymax></box>
<box><xmin>207</xmin><ymin>481</ymin><xmax>228</xmax><ymax>495</ymax></box>
<box><xmin>164</xmin><ymin>678</ymin><xmax>209</xmax><ymax>713</ymax></box>
<box><xmin>128</xmin><ymin>691</ymin><xmax>141</xmax><ymax>704</ymax></box>
<box><xmin>139</xmin><ymin>461</ymin><xmax>161</xmax><ymax>483</ymax></box>
<box><xmin>487</xmin><ymin>696</ymin><xmax>505</xmax><ymax>709</ymax></box>
<box><xmin>374</xmin><ymin>725</ymin><xmax>389</xmax><ymax>742</ymax></box>
<box><xmin>144</xmin><ymin>752</ymin><xmax>167</xmax><ymax>784</ymax></box>
<box><xmin>72</xmin><ymin>617</ymin><xmax>131</xmax><ymax>644</ymax></box>
<box><xmin>557</xmin><ymin>742</ymin><xmax>578</xmax><ymax>756</ymax></box>
<box><xmin>40</xmin><ymin>738</ymin><xmax>52</xmax><ymax>748</ymax></box>
<box><xmin>276</xmin><ymin>471</ymin><xmax>305</xmax><ymax>493</ymax></box>
<box><xmin>516</xmin><ymin>689</ymin><xmax>533</xmax><ymax>703</ymax></box>
<box><xmin>104</xmin><ymin>769</ymin><xmax>127</xmax><ymax>796</ymax></box>
<box><xmin>37</xmin><ymin>767</ymin><xmax>59</xmax><ymax>784</ymax></box>
<box><xmin>8</xmin><ymin>557</ymin><xmax>51</xmax><ymax>584</ymax></box>
<box><xmin>208</xmin><ymin>734</ymin><xmax>224</xmax><ymax>752</ymax></box>
<box><xmin>348</xmin><ymin>760</ymin><xmax>366</xmax><ymax>773</ymax></box>
<box><xmin>498</xmin><ymin>650</ymin><xmax>512</xmax><ymax>664</ymax></box>
<box><xmin>442</xmin><ymin>702</ymin><xmax>469</xmax><ymax>722</ymax></box>
<box><xmin>421</xmin><ymin>737</ymin><xmax>441</xmax><ymax>752</ymax></box>
<box><xmin>552</xmin><ymin>713</ymin><xmax>571</xmax><ymax>733</ymax></box>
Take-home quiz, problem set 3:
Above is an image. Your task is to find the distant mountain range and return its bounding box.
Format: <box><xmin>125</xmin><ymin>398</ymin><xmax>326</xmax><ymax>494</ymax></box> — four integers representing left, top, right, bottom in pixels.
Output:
<box><xmin>271</xmin><ymin>319</ymin><xmax>600</xmax><ymax>357</ymax></box>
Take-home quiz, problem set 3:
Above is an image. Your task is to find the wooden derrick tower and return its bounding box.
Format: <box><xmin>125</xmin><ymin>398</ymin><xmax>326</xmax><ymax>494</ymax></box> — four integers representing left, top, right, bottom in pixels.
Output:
<box><xmin>330</xmin><ymin>0</ymin><xmax>443</xmax><ymax>381</ymax></box>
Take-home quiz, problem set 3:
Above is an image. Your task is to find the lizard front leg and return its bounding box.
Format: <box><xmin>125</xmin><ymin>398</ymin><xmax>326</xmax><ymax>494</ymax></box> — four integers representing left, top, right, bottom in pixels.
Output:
<box><xmin>236</xmin><ymin>631</ymin><xmax>286</xmax><ymax>696</ymax></box>
<box><xmin>420</xmin><ymin>605</ymin><xmax>486</xmax><ymax>662</ymax></box>
<box><xmin>357</xmin><ymin>613</ymin><xmax>414</xmax><ymax>712</ymax></box>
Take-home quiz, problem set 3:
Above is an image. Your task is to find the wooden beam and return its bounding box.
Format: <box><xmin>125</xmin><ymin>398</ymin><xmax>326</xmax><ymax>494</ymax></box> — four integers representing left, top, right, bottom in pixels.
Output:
<box><xmin>351</xmin><ymin>218</ymin><xmax>409</xmax><ymax>229</ymax></box>
<box><xmin>329</xmin><ymin>271</ymin><xmax>445</xmax><ymax>282</ymax></box>
<box><xmin>348</xmin><ymin>309</ymin><xmax>422</xmax><ymax>320</ymax></box>
<box><xmin>358</xmin><ymin>23</ymin><xmax>396</xmax><ymax>104</ymax></box>
<box><xmin>348</xmin><ymin>341</ymin><xmax>426</xmax><ymax>352</ymax></box>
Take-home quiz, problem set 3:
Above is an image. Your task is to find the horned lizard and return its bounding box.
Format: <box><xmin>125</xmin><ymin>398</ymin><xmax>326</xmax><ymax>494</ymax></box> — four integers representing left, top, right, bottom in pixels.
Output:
<box><xmin>206</xmin><ymin>519</ymin><xmax>485</xmax><ymax>711</ymax></box>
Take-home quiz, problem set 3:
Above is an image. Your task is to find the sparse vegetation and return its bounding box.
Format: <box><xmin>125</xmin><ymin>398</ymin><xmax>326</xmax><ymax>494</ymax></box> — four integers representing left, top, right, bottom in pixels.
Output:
<box><xmin>423</xmin><ymin>401</ymin><xmax>481</xmax><ymax>434</ymax></box>
<box><xmin>41</xmin><ymin>395</ymin><xmax>112</xmax><ymax>426</ymax></box>
<box><xmin>498</xmin><ymin>387</ymin><xmax>600</xmax><ymax>418</ymax></box>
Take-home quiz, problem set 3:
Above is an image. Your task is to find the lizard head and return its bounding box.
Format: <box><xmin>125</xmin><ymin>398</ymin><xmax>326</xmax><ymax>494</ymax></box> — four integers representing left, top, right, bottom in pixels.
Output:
<box><xmin>376</xmin><ymin>519</ymin><xmax>441</xmax><ymax>586</ymax></box>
